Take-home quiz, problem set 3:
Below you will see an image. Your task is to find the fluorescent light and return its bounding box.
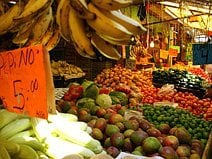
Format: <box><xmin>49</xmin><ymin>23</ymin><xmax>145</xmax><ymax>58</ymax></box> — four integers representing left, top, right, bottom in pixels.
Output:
<box><xmin>159</xmin><ymin>1</ymin><xmax>179</xmax><ymax>7</ymax></box>
<box><xmin>8</xmin><ymin>1</ymin><xmax>16</xmax><ymax>4</ymax></box>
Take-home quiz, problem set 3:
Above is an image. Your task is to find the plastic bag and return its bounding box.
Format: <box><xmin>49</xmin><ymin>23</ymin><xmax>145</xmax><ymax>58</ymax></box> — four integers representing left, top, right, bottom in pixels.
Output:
<box><xmin>157</xmin><ymin>84</ymin><xmax>176</xmax><ymax>97</ymax></box>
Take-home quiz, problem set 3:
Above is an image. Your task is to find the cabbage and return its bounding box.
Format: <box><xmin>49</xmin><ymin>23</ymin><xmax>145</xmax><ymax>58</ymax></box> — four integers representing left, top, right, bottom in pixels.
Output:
<box><xmin>109</xmin><ymin>91</ymin><xmax>128</xmax><ymax>106</ymax></box>
<box><xmin>83</xmin><ymin>84</ymin><xmax>99</xmax><ymax>99</ymax></box>
<box><xmin>76</xmin><ymin>98</ymin><xmax>96</xmax><ymax>110</ymax></box>
<box><xmin>81</xmin><ymin>80</ymin><xmax>95</xmax><ymax>91</ymax></box>
<box><xmin>95</xmin><ymin>94</ymin><xmax>112</xmax><ymax>108</ymax></box>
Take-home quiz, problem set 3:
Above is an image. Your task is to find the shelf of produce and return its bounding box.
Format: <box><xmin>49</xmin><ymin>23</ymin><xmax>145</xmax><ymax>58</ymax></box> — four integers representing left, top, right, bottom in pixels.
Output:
<box><xmin>153</xmin><ymin>82</ymin><xmax>206</xmax><ymax>99</ymax></box>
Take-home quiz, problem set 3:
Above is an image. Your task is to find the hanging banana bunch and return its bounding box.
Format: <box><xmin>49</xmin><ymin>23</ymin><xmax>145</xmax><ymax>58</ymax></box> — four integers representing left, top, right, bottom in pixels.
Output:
<box><xmin>0</xmin><ymin>0</ymin><xmax>147</xmax><ymax>59</ymax></box>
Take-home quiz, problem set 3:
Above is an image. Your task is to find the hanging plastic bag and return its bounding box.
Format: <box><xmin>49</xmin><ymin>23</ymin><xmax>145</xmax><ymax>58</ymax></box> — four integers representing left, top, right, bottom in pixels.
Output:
<box><xmin>157</xmin><ymin>84</ymin><xmax>176</xmax><ymax>97</ymax></box>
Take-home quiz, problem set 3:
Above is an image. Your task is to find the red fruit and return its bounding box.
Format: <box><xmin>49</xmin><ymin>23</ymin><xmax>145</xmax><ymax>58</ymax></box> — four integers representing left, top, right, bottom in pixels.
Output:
<box><xmin>163</xmin><ymin>135</ymin><xmax>179</xmax><ymax>150</ymax></box>
<box><xmin>110</xmin><ymin>132</ymin><xmax>125</xmax><ymax>148</ymax></box>
<box><xmin>96</xmin><ymin>108</ymin><xmax>106</xmax><ymax>117</ymax></box>
<box><xmin>146</xmin><ymin>127</ymin><xmax>162</xmax><ymax>137</ymax></box>
<box><xmin>109</xmin><ymin>113</ymin><xmax>124</xmax><ymax>124</ymax></box>
<box><xmin>87</xmin><ymin>119</ymin><xmax>97</xmax><ymax>128</ymax></box>
<box><xmin>106</xmin><ymin>146</ymin><xmax>120</xmax><ymax>158</ymax></box>
<box><xmin>159</xmin><ymin>146</ymin><xmax>178</xmax><ymax>159</ymax></box>
<box><xmin>99</xmin><ymin>88</ymin><xmax>110</xmax><ymax>94</ymax></box>
<box><xmin>158</xmin><ymin>123</ymin><xmax>171</xmax><ymax>134</ymax></box>
<box><xmin>94</xmin><ymin>118</ymin><xmax>107</xmax><ymax>131</ymax></box>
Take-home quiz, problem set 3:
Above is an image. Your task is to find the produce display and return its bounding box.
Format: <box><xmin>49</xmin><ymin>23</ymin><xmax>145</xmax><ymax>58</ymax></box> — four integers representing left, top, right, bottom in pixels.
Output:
<box><xmin>55</xmin><ymin>77</ymin><xmax>212</xmax><ymax>158</ymax></box>
<box><xmin>172</xmin><ymin>63</ymin><xmax>211</xmax><ymax>83</ymax></box>
<box><xmin>57</xmin><ymin>96</ymin><xmax>211</xmax><ymax>158</ymax></box>
<box><xmin>0</xmin><ymin>63</ymin><xmax>212</xmax><ymax>159</ymax></box>
<box><xmin>141</xmin><ymin>105</ymin><xmax>211</xmax><ymax>142</ymax></box>
<box><xmin>0</xmin><ymin>0</ymin><xmax>146</xmax><ymax>60</ymax></box>
<box><xmin>188</xmin><ymin>67</ymin><xmax>211</xmax><ymax>83</ymax></box>
<box><xmin>0</xmin><ymin>108</ymin><xmax>105</xmax><ymax>159</ymax></box>
<box><xmin>152</xmin><ymin>68</ymin><xmax>207</xmax><ymax>98</ymax></box>
<box><xmin>141</xmin><ymin>87</ymin><xmax>212</xmax><ymax>120</ymax></box>
<box><xmin>94</xmin><ymin>65</ymin><xmax>152</xmax><ymax>89</ymax></box>
<box><xmin>51</xmin><ymin>60</ymin><xmax>85</xmax><ymax>80</ymax></box>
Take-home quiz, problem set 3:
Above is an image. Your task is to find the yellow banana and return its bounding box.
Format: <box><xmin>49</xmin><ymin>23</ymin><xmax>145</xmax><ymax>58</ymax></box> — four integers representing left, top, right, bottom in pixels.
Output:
<box><xmin>45</xmin><ymin>25</ymin><xmax>61</xmax><ymax>51</ymax></box>
<box><xmin>0</xmin><ymin>1</ymin><xmax>23</xmax><ymax>35</ymax></box>
<box><xmin>68</xmin><ymin>6</ymin><xmax>96</xmax><ymax>57</ymax></box>
<box><xmin>91</xmin><ymin>0</ymin><xmax>135</xmax><ymax>10</ymax></box>
<box><xmin>57</xmin><ymin>0</ymin><xmax>71</xmax><ymax>42</ymax></box>
<box><xmin>40</xmin><ymin>17</ymin><xmax>54</xmax><ymax>46</ymax></box>
<box><xmin>10</xmin><ymin>17</ymin><xmax>37</xmax><ymax>34</ymax></box>
<box><xmin>97</xmin><ymin>32</ymin><xmax>132</xmax><ymax>46</ymax></box>
<box><xmin>101</xmin><ymin>10</ymin><xmax>147</xmax><ymax>35</ymax></box>
<box><xmin>26</xmin><ymin>7</ymin><xmax>53</xmax><ymax>46</ymax></box>
<box><xmin>70</xmin><ymin>0</ymin><xmax>96</xmax><ymax>20</ymax></box>
<box><xmin>91</xmin><ymin>32</ymin><xmax>121</xmax><ymax>60</ymax></box>
<box><xmin>86</xmin><ymin>3</ymin><xmax>133</xmax><ymax>40</ymax></box>
<box><xmin>71</xmin><ymin>40</ymin><xmax>97</xmax><ymax>59</ymax></box>
<box><xmin>13</xmin><ymin>0</ymin><xmax>53</xmax><ymax>24</ymax></box>
<box><xmin>12</xmin><ymin>19</ymin><xmax>38</xmax><ymax>45</ymax></box>
<box><xmin>56</xmin><ymin>0</ymin><xmax>66</xmax><ymax>27</ymax></box>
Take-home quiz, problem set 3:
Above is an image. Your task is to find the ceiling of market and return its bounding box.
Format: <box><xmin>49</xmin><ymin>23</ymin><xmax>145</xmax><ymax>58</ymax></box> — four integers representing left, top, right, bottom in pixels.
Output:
<box><xmin>146</xmin><ymin>0</ymin><xmax>212</xmax><ymax>31</ymax></box>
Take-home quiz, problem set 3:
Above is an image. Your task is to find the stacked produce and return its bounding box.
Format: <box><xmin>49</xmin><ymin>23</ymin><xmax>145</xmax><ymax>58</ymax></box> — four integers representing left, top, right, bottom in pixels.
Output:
<box><xmin>94</xmin><ymin>65</ymin><xmax>152</xmax><ymax>89</ymax></box>
<box><xmin>171</xmin><ymin>64</ymin><xmax>211</xmax><ymax>83</ymax></box>
<box><xmin>0</xmin><ymin>108</ymin><xmax>104</xmax><ymax>159</ymax></box>
<box><xmin>141</xmin><ymin>86</ymin><xmax>212</xmax><ymax>120</ymax></box>
<box><xmin>0</xmin><ymin>0</ymin><xmax>146</xmax><ymax>60</ymax></box>
<box><xmin>51</xmin><ymin>60</ymin><xmax>85</xmax><ymax>80</ymax></box>
<box><xmin>93</xmin><ymin>65</ymin><xmax>212</xmax><ymax>120</ymax></box>
<box><xmin>54</xmin><ymin>78</ymin><xmax>211</xmax><ymax>158</ymax></box>
<box><xmin>141</xmin><ymin>105</ymin><xmax>211</xmax><ymax>143</ymax></box>
<box><xmin>188</xmin><ymin>67</ymin><xmax>211</xmax><ymax>83</ymax></box>
<box><xmin>57</xmin><ymin>91</ymin><xmax>211</xmax><ymax>158</ymax></box>
<box><xmin>152</xmin><ymin>68</ymin><xmax>207</xmax><ymax>98</ymax></box>
<box><xmin>57</xmin><ymin>80</ymin><xmax>139</xmax><ymax>113</ymax></box>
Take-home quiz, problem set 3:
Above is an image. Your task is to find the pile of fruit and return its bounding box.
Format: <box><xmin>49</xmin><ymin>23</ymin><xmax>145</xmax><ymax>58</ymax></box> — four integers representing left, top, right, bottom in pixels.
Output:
<box><xmin>94</xmin><ymin>65</ymin><xmax>152</xmax><ymax>89</ymax></box>
<box><xmin>57</xmin><ymin>89</ymin><xmax>211</xmax><ymax>159</ymax></box>
<box><xmin>171</xmin><ymin>64</ymin><xmax>211</xmax><ymax>83</ymax></box>
<box><xmin>49</xmin><ymin>62</ymin><xmax>212</xmax><ymax>158</ymax></box>
<box><xmin>93</xmin><ymin>65</ymin><xmax>212</xmax><ymax>120</ymax></box>
<box><xmin>141</xmin><ymin>86</ymin><xmax>212</xmax><ymax>120</ymax></box>
<box><xmin>152</xmin><ymin>69</ymin><xmax>206</xmax><ymax>96</ymax></box>
<box><xmin>0</xmin><ymin>108</ymin><xmax>105</xmax><ymax>159</ymax></box>
<box><xmin>188</xmin><ymin>67</ymin><xmax>211</xmax><ymax>83</ymax></box>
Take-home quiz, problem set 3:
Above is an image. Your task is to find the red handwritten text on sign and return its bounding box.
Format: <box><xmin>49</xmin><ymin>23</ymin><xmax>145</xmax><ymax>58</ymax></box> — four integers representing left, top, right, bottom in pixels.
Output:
<box><xmin>0</xmin><ymin>45</ymin><xmax>49</xmax><ymax>119</ymax></box>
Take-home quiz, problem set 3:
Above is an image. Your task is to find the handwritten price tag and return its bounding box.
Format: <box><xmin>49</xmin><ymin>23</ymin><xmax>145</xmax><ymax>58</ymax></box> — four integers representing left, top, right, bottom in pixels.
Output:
<box><xmin>160</xmin><ymin>49</ymin><xmax>169</xmax><ymax>59</ymax></box>
<box><xmin>169</xmin><ymin>48</ymin><xmax>178</xmax><ymax>57</ymax></box>
<box><xmin>0</xmin><ymin>45</ymin><xmax>56</xmax><ymax>119</ymax></box>
<box><xmin>192</xmin><ymin>43</ymin><xmax>212</xmax><ymax>65</ymax></box>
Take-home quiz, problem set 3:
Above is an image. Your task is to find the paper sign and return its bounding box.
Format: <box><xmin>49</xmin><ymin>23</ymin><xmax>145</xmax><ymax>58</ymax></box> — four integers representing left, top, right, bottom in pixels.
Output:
<box><xmin>0</xmin><ymin>45</ymin><xmax>56</xmax><ymax>119</ymax></box>
<box><xmin>192</xmin><ymin>43</ymin><xmax>212</xmax><ymax>65</ymax></box>
<box><xmin>169</xmin><ymin>48</ymin><xmax>178</xmax><ymax>57</ymax></box>
<box><xmin>116</xmin><ymin>152</ymin><xmax>164</xmax><ymax>159</ymax></box>
<box><xmin>170</xmin><ymin>45</ymin><xmax>180</xmax><ymax>53</ymax></box>
<box><xmin>160</xmin><ymin>49</ymin><xmax>169</xmax><ymax>59</ymax></box>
